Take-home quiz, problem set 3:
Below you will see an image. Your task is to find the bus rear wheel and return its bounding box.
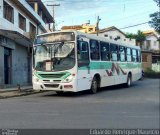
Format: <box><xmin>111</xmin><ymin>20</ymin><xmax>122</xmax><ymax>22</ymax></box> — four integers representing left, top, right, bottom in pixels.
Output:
<box><xmin>90</xmin><ymin>77</ymin><xmax>98</xmax><ymax>94</ymax></box>
<box><xmin>125</xmin><ymin>74</ymin><xmax>132</xmax><ymax>87</ymax></box>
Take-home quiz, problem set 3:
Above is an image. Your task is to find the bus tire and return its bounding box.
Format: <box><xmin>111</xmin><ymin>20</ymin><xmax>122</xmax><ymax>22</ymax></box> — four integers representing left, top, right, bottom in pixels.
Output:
<box><xmin>90</xmin><ymin>77</ymin><xmax>98</xmax><ymax>94</ymax></box>
<box><xmin>125</xmin><ymin>74</ymin><xmax>132</xmax><ymax>87</ymax></box>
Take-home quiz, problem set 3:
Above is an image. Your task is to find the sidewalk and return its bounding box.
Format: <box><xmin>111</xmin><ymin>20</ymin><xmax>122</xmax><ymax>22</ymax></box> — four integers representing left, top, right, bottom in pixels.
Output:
<box><xmin>0</xmin><ymin>85</ymin><xmax>42</xmax><ymax>99</ymax></box>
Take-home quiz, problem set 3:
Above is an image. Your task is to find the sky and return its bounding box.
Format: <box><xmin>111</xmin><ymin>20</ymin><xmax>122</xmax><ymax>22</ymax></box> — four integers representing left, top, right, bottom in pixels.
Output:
<box><xmin>42</xmin><ymin>0</ymin><xmax>158</xmax><ymax>34</ymax></box>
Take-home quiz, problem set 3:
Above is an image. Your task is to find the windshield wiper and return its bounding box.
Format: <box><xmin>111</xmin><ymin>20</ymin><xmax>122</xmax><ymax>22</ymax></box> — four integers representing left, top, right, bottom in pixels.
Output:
<box><xmin>51</xmin><ymin>42</ymin><xmax>64</xmax><ymax>58</ymax></box>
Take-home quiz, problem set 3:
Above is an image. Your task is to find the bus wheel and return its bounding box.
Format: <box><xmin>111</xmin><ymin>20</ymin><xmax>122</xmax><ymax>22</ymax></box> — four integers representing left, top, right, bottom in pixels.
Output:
<box><xmin>56</xmin><ymin>91</ymin><xmax>64</xmax><ymax>95</ymax></box>
<box><xmin>90</xmin><ymin>77</ymin><xmax>98</xmax><ymax>94</ymax></box>
<box><xmin>126</xmin><ymin>74</ymin><xmax>132</xmax><ymax>87</ymax></box>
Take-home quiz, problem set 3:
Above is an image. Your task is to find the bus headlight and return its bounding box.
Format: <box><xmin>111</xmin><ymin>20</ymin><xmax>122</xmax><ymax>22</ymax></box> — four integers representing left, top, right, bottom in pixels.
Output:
<box><xmin>62</xmin><ymin>75</ymin><xmax>74</xmax><ymax>83</ymax></box>
<box><xmin>33</xmin><ymin>76</ymin><xmax>39</xmax><ymax>82</ymax></box>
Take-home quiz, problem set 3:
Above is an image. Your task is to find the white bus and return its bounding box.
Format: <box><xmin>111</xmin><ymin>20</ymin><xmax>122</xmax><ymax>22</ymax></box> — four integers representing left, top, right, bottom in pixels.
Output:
<box><xmin>32</xmin><ymin>30</ymin><xmax>142</xmax><ymax>94</ymax></box>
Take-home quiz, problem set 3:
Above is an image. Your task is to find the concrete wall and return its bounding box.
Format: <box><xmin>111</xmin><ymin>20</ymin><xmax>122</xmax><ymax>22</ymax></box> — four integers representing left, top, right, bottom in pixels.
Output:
<box><xmin>0</xmin><ymin>46</ymin><xmax>4</xmax><ymax>88</ymax></box>
<box><xmin>12</xmin><ymin>44</ymin><xmax>29</xmax><ymax>86</ymax></box>
<box><xmin>142</xmin><ymin>51</ymin><xmax>152</xmax><ymax>71</ymax></box>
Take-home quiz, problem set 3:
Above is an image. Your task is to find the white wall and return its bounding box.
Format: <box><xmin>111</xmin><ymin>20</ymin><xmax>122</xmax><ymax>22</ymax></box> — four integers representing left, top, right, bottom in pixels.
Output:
<box><xmin>97</xmin><ymin>30</ymin><xmax>136</xmax><ymax>45</ymax></box>
<box><xmin>144</xmin><ymin>35</ymin><xmax>159</xmax><ymax>51</ymax></box>
<box><xmin>0</xmin><ymin>0</ymin><xmax>49</xmax><ymax>37</ymax></box>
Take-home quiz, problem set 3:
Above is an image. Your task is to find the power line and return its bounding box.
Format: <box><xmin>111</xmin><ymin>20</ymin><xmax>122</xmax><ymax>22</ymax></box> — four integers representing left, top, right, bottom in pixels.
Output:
<box><xmin>119</xmin><ymin>22</ymin><xmax>149</xmax><ymax>29</ymax></box>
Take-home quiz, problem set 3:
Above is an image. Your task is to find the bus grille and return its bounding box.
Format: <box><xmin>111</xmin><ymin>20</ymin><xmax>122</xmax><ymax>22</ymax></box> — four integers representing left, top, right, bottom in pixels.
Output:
<box><xmin>44</xmin><ymin>84</ymin><xmax>59</xmax><ymax>88</ymax></box>
<box><xmin>38</xmin><ymin>73</ymin><xmax>65</xmax><ymax>79</ymax></box>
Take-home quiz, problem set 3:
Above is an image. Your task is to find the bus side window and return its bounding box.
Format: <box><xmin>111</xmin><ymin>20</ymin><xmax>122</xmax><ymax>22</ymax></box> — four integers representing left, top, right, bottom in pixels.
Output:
<box><xmin>110</xmin><ymin>44</ymin><xmax>118</xmax><ymax>61</ymax></box>
<box><xmin>132</xmin><ymin>49</ymin><xmax>137</xmax><ymax>62</ymax></box>
<box><xmin>126</xmin><ymin>48</ymin><xmax>132</xmax><ymax>62</ymax></box>
<box><xmin>119</xmin><ymin>46</ymin><xmax>126</xmax><ymax>62</ymax></box>
<box><xmin>137</xmin><ymin>50</ymin><xmax>141</xmax><ymax>62</ymax></box>
<box><xmin>100</xmin><ymin>41</ymin><xmax>110</xmax><ymax>61</ymax></box>
<box><xmin>77</xmin><ymin>40</ymin><xmax>90</xmax><ymax>67</ymax></box>
<box><xmin>90</xmin><ymin>40</ymin><xmax>100</xmax><ymax>60</ymax></box>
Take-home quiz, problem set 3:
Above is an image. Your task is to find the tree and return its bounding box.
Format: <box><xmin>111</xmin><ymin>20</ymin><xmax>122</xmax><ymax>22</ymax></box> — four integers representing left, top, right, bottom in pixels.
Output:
<box><xmin>149</xmin><ymin>0</ymin><xmax>160</xmax><ymax>34</ymax></box>
<box><xmin>126</xmin><ymin>30</ymin><xmax>146</xmax><ymax>48</ymax></box>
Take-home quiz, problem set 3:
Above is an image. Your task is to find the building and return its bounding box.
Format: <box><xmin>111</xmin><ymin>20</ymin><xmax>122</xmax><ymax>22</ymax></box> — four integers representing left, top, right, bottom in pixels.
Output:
<box><xmin>142</xmin><ymin>30</ymin><xmax>160</xmax><ymax>52</ymax></box>
<box><xmin>61</xmin><ymin>23</ymin><xmax>96</xmax><ymax>33</ymax></box>
<box><xmin>92</xmin><ymin>26</ymin><xmax>136</xmax><ymax>45</ymax></box>
<box><xmin>0</xmin><ymin>0</ymin><xmax>53</xmax><ymax>88</ymax></box>
<box><xmin>62</xmin><ymin>25</ymin><xmax>135</xmax><ymax>45</ymax></box>
<box><xmin>139</xmin><ymin>30</ymin><xmax>160</xmax><ymax>71</ymax></box>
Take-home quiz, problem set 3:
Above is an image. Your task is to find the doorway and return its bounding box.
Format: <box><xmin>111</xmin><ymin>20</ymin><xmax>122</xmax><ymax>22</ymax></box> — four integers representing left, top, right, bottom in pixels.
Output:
<box><xmin>4</xmin><ymin>48</ymin><xmax>11</xmax><ymax>84</ymax></box>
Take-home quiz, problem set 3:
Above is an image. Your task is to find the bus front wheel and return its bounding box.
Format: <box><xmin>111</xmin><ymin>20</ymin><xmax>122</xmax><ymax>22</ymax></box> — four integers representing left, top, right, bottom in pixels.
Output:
<box><xmin>90</xmin><ymin>77</ymin><xmax>98</xmax><ymax>94</ymax></box>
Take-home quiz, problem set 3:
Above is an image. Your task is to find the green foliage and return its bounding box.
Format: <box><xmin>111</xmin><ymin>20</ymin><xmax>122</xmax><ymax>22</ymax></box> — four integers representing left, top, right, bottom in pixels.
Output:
<box><xmin>136</xmin><ymin>30</ymin><xmax>146</xmax><ymax>42</ymax></box>
<box><xmin>149</xmin><ymin>0</ymin><xmax>160</xmax><ymax>34</ymax></box>
<box><xmin>126</xmin><ymin>30</ymin><xmax>146</xmax><ymax>43</ymax></box>
<box><xmin>126</xmin><ymin>33</ymin><xmax>136</xmax><ymax>39</ymax></box>
<box><xmin>145</xmin><ymin>68</ymin><xmax>160</xmax><ymax>78</ymax></box>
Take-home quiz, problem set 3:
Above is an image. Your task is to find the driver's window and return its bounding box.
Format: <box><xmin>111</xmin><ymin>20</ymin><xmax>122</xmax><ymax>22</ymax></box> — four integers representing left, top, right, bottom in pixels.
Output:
<box><xmin>77</xmin><ymin>40</ymin><xmax>89</xmax><ymax>66</ymax></box>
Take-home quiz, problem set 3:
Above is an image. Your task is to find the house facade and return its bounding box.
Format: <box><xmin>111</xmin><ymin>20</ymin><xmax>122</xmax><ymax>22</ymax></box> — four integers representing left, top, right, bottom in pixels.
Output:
<box><xmin>94</xmin><ymin>26</ymin><xmax>136</xmax><ymax>45</ymax></box>
<box><xmin>0</xmin><ymin>0</ymin><xmax>53</xmax><ymax>88</ymax></box>
<box><xmin>142</xmin><ymin>31</ymin><xmax>160</xmax><ymax>52</ymax></box>
<box><xmin>140</xmin><ymin>30</ymin><xmax>160</xmax><ymax>71</ymax></box>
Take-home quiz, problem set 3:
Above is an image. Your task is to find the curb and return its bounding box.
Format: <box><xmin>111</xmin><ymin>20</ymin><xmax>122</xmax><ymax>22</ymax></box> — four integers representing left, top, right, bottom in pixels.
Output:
<box><xmin>0</xmin><ymin>89</ymin><xmax>45</xmax><ymax>99</ymax></box>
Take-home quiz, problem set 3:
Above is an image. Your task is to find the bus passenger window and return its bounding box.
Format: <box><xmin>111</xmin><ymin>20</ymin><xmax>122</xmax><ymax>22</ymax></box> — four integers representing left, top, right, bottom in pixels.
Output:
<box><xmin>110</xmin><ymin>44</ymin><xmax>118</xmax><ymax>61</ymax></box>
<box><xmin>137</xmin><ymin>50</ymin><xmax>141</xmax><ymax>62</ymax></box>
<box><xmin>119</xmin><ymin>46</ymin><xmax>126</xmax><ymax>62</ymax></box>
<box><xmin>90</xmin><ymin>40</ymin><xmax>100</xmax><ymax>60</ymax></box>
<box><xmin>100</xmin><ymin>42</ymin><xmax>110</xmax><ymax>61</ymax></box>
<box><xmin>132</xmin><ymin>49</ymin><xmax>137</xmax><ymax>62</ymax></box>
<box><xmin>126</xmin><ymin>48</ymin><xmax>132</xmax><ymax>62</ymax></box>
<box><xmin>77</xmin><ymin>40</ymin><xmax>89</xmax><ymax>67</ymax></box>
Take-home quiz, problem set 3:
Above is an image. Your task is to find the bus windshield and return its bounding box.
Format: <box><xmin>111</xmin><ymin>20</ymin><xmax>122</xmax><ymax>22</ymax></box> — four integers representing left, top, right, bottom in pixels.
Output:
<box><xmin>33</xmin><ymin>42</ymin><xmax>75</xmax><ymax>71</ymax></box>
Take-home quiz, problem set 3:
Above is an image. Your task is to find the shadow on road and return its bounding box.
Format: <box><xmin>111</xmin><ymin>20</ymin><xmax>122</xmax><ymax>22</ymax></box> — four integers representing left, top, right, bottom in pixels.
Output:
<box><xmin>42</xmin><ymin>83</ymin><xmax>139</xmax><ymax>98</ymax></box>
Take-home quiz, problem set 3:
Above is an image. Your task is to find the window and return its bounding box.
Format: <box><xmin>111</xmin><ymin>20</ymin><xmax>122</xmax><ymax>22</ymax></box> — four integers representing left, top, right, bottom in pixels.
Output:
<box><xmin>137</xmin><ymin>50</ymin><xmax>141</xmax><ymax>62</ymax></box>
<box><xmin>146</xmin><ymin>40</ymin><xmax>151</xmax><ymax>50</ymax></box>
<box><xmin>30</xmin><ymin>23</ymin><xmax>36</xmax><ymax>40</ymax></box>
<box><xmin>126</xmin><ymin>48</ymin><xmax>132</xmax><ymax>62</ymax></box>
<box><xmin>100</xmin><ymin>42</ymin><xmax>110</xmax><ymax>61</ymax></box>
<box><xmin>19</xmin><ymin>13</ymin><xmax>26</xmax><ymax>31</ymax></box>
<box><xmin>3</xmin><ymin>1</ymin><xmax>14</xmax><ymax>23</ymax></box>
<box><xmin>132</xmin><ymin>49</ymin><xmax>137</xmax><ymax>62</ymax></box>
<box><xmin>90</xmin><ymin>40</ymin><xmax>100</xmax><ymax>60</ymax></box>
<box><xmin>77</xmin><ymin>40</ymin><xmax>89</xmax><ymax>66</ymax></box>
<box><xmin>142</xmin><ymin>54</ymin><xmax>147</xmax><ymax>62</ymax></box>
<box><xmin>119</xmin><ymin>46</ymin><xmax>126</xmax><ymax>62</ymax></box>
<box><xmin>110</xmin><ymin>44</ymin><xmax>118</xmax><ymax>61</ymax></box>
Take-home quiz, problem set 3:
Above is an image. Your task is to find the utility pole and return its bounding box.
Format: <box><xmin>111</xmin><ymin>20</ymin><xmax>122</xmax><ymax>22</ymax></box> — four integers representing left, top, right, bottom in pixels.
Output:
<box><xmin>96</xmin><ymin>16</ymin><xmax>101</xmax><ymax>36</ymax></box>
<box><xmin>47</xmin><ymin>4</ymin><xmax>60</xmax><ymax>31</ymax></box>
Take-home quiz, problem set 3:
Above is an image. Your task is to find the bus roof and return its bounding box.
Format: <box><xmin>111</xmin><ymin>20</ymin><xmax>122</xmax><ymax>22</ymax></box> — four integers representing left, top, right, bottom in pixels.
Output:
<box><xmin>37</xmin><ymin>30</ymin><xmax>140</xmax><ymax>50</ymax></box>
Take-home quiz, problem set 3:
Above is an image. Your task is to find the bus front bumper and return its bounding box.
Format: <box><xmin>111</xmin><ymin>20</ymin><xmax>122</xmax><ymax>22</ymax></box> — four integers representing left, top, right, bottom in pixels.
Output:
<box><xmin>33</xmin><ymin>82</ymin><xmax>77</xmax><ymax>92</ymax></box>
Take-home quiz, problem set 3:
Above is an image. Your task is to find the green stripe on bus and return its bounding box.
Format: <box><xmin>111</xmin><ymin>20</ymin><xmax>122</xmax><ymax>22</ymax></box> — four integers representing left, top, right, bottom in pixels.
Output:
<box><xmin>78</xmin><ymin>62</ymin><xmax>141</xmax><ymax>70</ymax></box>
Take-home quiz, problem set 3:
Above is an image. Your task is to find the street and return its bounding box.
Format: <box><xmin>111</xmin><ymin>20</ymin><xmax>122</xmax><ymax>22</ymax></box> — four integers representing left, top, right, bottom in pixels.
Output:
<box><xmin>0</xmin><ymin>78</ymin><xmax>159</xmax><ymax>129</ymax></box>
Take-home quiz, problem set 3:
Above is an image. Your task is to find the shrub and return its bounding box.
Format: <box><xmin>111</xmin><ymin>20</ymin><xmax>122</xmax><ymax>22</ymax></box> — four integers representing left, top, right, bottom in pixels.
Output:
<box><xmin>144</xmin><ymin>68</ymin><xmax>160</xmax><ymax>79</ymax></box>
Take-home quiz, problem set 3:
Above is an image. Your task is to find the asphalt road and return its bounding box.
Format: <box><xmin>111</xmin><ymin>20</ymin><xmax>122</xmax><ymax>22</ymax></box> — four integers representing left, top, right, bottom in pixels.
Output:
<box><xmin>0</xmin><ymin>78</ymin><xmax>159</xmax><ymax>129</ymax></box>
